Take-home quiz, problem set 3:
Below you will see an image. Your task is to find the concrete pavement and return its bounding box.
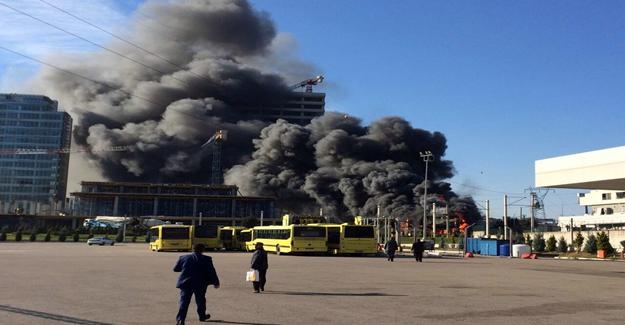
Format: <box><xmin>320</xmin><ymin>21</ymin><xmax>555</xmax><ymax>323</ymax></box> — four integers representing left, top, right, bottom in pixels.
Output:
<box><xmin>1</xmin><ymin>242</ymin><xmax>625</xmax><ymax>324</ymax></box>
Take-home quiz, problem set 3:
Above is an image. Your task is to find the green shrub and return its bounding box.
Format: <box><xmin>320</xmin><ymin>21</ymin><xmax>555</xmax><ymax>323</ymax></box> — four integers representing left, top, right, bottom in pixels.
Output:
<box><xmin>15</xmin><ymin>230</ymin><xmax>22</xmax><ymax>242</ymax></box>
<box><xmin>44</xmin><ymin>231</ymin><xmax>51</xmax><ymax>242</ymax></box>
<box><xmin>132</xmin><ymin>236</ymin><xmax>137</xmax><ymax>243</ymax></box>
<box><xmin>0</xmin><ymin>231</ymin><xmax>6</xmax><ymax>241</ymax></box>
<box><xmin>524</xmin><ymin>234</ymin><xmax>532</xmax><ymax>246</ymax></box>
<box><xmin>584</xmin><ymin>234</ymin><xmax>597</xmax><ymax>254</ymax></box>
<box><xmin>73</xmin><ymin>232</ymin><xmax>80</xmax><ymax>242</ymax></box>
<box><xmin>546</xmin><ymin>235</ymin><xmax>557</xmax><ymax>252</ymax></box>
<box><xmin>29</xmin><ymin>232</ymin><xmax>37</xmax><ymax>242</ymax></box>
<box><xmin>596</xmin><ymin>231</ymin><xmax>614</xmax><ymax>255</ymax></box>
<box><xmin>532</xmin><ymin>233</ymin><xmax>545</xmax><ymax>252</ymax></box>
<box><xmin>557</xmin><ymin>236</ymin><xmax>568</xmax><ymax>253</ymax></box>
<box><xmin>88</xmin><ymin>230</ymin><xmax>94</xmax><ymax>239</ymax></box>
<box><xmin>115</xmin><ymin>228</ymin><xmax>124</xmax><ymax>243</ymax></box>
<box><xmin>574</xmin><ymin>233</ymin><xmax>584</xmax><ymax>252</ymax></box>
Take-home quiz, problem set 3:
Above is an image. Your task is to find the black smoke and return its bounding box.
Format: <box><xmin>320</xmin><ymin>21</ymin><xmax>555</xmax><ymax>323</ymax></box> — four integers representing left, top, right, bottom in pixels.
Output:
<box><xmin>226</xmin><ymin>113</ymin><xmax>482</xmax><ymax>224</ymax></box>
<box><xmin>33</xmin><ymin>0</ymin><xmax>481</xmax><ymax>224</ymax></box>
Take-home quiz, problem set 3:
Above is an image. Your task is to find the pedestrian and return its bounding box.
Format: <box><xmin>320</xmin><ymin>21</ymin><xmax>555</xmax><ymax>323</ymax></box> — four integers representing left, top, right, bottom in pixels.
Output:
<box><xmin>411</xmin><ymin>238</ymin><xmax>425</xmax><ymax>262</ymax></box>
<box><xmin>173</xmin><ymin>243</ymin><xmax>220</xmax><ymax>325</ymax></box>
<box><xmin>250</xmin><ymin>242</ymin><xmax>268</xmax><ymax>293</ymax></box>
<box><xmin>384</xmin><ymin>236</ymin><xmax>399</xmax><ymax>262</ymax></box>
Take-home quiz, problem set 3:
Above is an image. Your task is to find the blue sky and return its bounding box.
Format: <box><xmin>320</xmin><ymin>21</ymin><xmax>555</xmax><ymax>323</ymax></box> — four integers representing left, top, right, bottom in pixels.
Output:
<box><xmin>2</xmin><ymin>0</ymin><xmax>625</xmax><ymax>218</ymax></box>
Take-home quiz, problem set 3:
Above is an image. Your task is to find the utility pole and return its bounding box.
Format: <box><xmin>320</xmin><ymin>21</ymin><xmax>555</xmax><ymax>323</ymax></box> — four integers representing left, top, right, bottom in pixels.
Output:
<box><xmin>485</xmin><ymin>200</ymin><xmax>490</xmax><ymax>238</ymax></box>
<box><xmin>376</xmin><ymin>204</ymin><xmax>381</xmax><ymax>244</ymax></box>
<box><xmin>420</xmin><ymin>151</ymin><xmax>434</xmax><ymax>241</ymax></box>
<box><xmin>432</xmin><ymin>202</ymin><xmax>437</xmax><ymax>237</ymax></box>
<box><xmin>503</xmin><ymin>195</ymin><xmax>508</xmax><ymax>240</ymax></box>
<box><xmin>530</xmin><ymin>192</ymin><xmax>535</xmax><ymax>233</ymax></box>
<box><xmin>445</xmin><ymin>205</ymin><xmax>449</xmax><ymax>238</ymax></box>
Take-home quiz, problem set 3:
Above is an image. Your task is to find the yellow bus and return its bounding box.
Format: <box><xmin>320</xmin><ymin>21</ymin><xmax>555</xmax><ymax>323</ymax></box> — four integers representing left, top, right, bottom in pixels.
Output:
<box><xmin>149</xmin><ymin>224</ymin><xmax>220</xmax><ymax>252</ymax></box>
<box><xmin>148</xmin><ymin>225</ymin><xmax>192</xmax><ymax>252</ymax></box>
<box><xmin>317</xmin><ymin>223</ymin><xmax>378</xmax><ymax>255</ymax></box>
<box><xmin>219</xmin><ymin>226</ymin><xmax>247</xmax><ymax>250</ymax></box>
<box><xmin>248</xmin><ymin>225</ymin><xmax>327</xmax><ymax>255</ymax></box>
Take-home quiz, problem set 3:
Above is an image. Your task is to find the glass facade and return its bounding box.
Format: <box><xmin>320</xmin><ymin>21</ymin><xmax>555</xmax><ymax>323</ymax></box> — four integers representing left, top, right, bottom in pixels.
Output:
<box><xmin>0</xmin><ymin>94</ymin><xmax>72</xmax><ymax>214</ymax></box>
<box><xmin>71</xmin><ymin>182</ymin><xmax>274</xmax><ymax>221</ymax></box>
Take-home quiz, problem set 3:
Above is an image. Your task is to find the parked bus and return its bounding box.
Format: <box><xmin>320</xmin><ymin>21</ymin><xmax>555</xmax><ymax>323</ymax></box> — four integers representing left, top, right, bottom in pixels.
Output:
<box><xmin>219</xmin><ymin>226</ymin><xmax>247</xmax><ymax>250</ymax></box>
<box><xmin>148</xmin><ymin>225</ymin><xmax>193</xmax><ymax>252</ymax></box>
<box><xmin>149</xmin><ymin>224</ymin><xmax>220</xmax><ymax>252</ymax></box>
<box><xmin>248</xmin><ymin>225</ymin><xmax>327</xmax><ymax>255</ymax></box>
<box><xmin>318</xmin><ymin>223</ymin><xmax>377</xmax><ymax>255</ymax></box>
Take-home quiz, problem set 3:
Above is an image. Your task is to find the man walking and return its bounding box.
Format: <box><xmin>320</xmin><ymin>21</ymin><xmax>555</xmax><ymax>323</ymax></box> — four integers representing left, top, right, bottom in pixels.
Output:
<box><xmin>250</xmin><ymin>242</ymin><xmax>268</xmax><ymax>293</ymax></box>
<box><xmin>174</xmin><ymin>243</ymin><xmax>220</xmax><ymax>325</ymax></box>
<box><xmin>411</xmin><ymin>238</ymin><xmax>425</xmax><ymax>262</ymax></box>
<box><xmin>384</xmin><ymin>236</ymin><xmax>399</xmax><ymax>262</ymax></box>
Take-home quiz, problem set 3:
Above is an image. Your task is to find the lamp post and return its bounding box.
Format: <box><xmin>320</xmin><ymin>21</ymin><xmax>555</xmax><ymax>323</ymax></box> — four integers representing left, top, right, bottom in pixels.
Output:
<box><xmin>419</xmin><ymin>151</ymin><xmax>434</xmax><ymax>241</ymax></box>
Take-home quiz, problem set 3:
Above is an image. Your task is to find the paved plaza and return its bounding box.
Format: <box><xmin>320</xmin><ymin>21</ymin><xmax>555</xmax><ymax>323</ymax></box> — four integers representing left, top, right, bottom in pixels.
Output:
<box><xmin>1</xmin><ymin>243</ymin><xmax>625</xmax><ymax>325</ymax></box>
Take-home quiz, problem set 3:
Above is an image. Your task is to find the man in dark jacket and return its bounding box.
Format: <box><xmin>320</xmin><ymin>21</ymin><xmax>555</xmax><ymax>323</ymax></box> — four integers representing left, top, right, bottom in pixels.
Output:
<box><xmin>174</xmin><ymin>243</ymin><xmax>220</xmax><ymax>325</ymax></box>
<box><xmin>384</xmin><ymin>236</ymin><xmax>399</xmax><ymax>262</ymax></box>
<box><xmin>411</xmin><ymin>238</ymin><xmax>425</xmax><ymax>262</ymax></box>
<box><xmin>250</xmin><ymin>242</ymin><xmax>268</xmax><ymax>293</ymax></box>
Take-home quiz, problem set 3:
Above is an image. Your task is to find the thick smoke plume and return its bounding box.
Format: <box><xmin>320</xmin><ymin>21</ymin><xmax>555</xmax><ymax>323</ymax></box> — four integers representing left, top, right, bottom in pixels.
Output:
<box><xmin>226</xmin><ymin>113</ymin><xmax>481</xmax><ymax>223</ymax></box>
<box><xmin>33</xmin><ymin>0</ymin><xmax>481</xmax><ymax>223</ymax></box>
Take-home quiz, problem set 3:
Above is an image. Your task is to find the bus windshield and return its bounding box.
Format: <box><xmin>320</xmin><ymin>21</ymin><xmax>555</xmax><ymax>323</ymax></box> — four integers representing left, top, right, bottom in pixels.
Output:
<box><xmin>293</xmin><ymin>226</ymin><xmax>325</xmax><ymax>238</ymax></box>
<box><xmin>344</xmin><ymin>226</ymin><xmax>375</xmax><ymax>238</ymax></box>
<box><xmin>162</xmin><ymin>227</ymin><xmax>190</xmax><ymax>240</ymax></box>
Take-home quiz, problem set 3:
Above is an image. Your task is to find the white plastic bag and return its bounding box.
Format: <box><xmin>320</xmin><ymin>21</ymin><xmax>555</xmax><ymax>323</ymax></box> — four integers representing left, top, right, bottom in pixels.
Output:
<box><xmin>246</xmin><ymin>269</ymin><xmax>259</xmax><ymax>282</ymax></box>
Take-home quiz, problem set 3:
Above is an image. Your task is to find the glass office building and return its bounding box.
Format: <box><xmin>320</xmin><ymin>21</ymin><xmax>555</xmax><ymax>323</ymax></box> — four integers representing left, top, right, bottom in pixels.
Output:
<box><xmin>0</xmin><ymin>94</ymin><xmax>72</xmax><ymax>215</ymax></box>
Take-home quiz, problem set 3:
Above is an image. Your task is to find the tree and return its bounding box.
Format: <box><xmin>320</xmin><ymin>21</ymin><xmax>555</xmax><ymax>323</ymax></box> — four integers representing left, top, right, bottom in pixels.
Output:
<box><xmin>44</xmin><ymin>230</ymin><xmax>52</xmax><ymax>242</ymax></box>
<box><xmin>557</xmin><ymin>236</ymin><xmax>568</xmax><ymax>253</ymax></box>
<box><xmin>115</xmin><ymin>227</ymin><xmax>124</xmax><ymax>243</ymax></box>
<box><xmin>73</xmin><ymin>231</ymin><xmax>80</xmax><ymax>242</ymax></box>
<box><xmin>58</xmin><ymin>228</ymin><xmax>67</xmax><ymax>242</ymax></box>
<box><xmin>15</xmin><ymin>229</ymin><xmax>22</xmax><ymax>242</ymax></box>
<box><xmin>574</xmin><ymin>232</ymin><xmax>584</xmax><ymax>253</ymax></box>
<box><xmin>596</xmin><ymin>231</ymin><xmax>614</xmax><ymax>255</ymax></box>
<box><xmin>546</xmin><ymin>235</ymin><xmax>557</xmax><ymax>252</ymax></box>
<box><xmin>584</xmin><ymin>234</ymin><xmax>597</xmax><ymax>254</ymax></box>
<box><xmin>532</xmin><ymin>233</ymin><xmax>545</xmax><ymax>252</ymax></box>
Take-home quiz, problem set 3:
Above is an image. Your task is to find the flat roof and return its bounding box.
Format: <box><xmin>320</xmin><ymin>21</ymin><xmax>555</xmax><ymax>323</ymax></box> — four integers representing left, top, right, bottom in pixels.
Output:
<box><xmin>535</xmin><ymin>146</ymin><xmax>625</xmax><ymax>190</ymax></box>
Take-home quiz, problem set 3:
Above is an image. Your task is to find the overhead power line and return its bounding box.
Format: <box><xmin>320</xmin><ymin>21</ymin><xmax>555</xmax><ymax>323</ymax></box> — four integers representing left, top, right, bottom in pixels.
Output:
<box><xmin>0</xmin><ymin>1</ymin><xmax>194</xmax><ymax>89</ymax></box>
<box><xmin>0</xmin><ymin>45</ymin><xmax>161</xmax><ymax>107</ymax></box>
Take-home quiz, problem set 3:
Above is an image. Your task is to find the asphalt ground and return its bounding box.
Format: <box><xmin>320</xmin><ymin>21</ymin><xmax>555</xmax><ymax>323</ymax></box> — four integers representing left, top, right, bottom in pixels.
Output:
<box><xmin>1</xmin><ymin>243</ymin><xmax>625</xmax><ymax>325</ymax></box>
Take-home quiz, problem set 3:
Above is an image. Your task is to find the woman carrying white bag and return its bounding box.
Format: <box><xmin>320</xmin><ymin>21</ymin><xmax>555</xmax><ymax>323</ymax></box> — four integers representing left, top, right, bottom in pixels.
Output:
<box><xmin>249</xmin><ymin>242</ymin><xmax>268</xmax><ymax>293</ymax></box>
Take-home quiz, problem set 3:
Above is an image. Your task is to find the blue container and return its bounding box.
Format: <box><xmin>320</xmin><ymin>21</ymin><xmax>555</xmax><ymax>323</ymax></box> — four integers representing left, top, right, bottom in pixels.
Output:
<box><xmin>479</xmin><ymin>239</ymin><xmax>498</xmax><ymax>256</ymax></box>
<box><xmin>499</xmin><ymin>244</ymin><xmax>510</xmax><ymax>256</ymax></box>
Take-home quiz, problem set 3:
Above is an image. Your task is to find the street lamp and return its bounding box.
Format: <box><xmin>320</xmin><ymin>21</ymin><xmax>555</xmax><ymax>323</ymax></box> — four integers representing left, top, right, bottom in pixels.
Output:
<box><xmin>419</xmin><ymin>151</ymin><xmax>434</xmax><ymax>241</ymax></box>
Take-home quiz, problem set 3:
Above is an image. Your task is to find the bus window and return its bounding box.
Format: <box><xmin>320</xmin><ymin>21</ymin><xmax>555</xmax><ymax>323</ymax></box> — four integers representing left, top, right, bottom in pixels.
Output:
<box><xmin>344</xmin><ymin>226</ymin><xmax>375</xmax><ymax>238</ymax></box>
<box><xmin>195</xmin><ymin>225</ymin><xmax>218</xmax><ymax>238</ymax></box>
<box><xmin>239</xmin><ymin>230</ymin><xmax>252</xmax><ymax>242</ymax></box>
<box><xmin>149</xmin><ymin>228</ymin><xmax>159</xmax><ymax>242</ymax></box>
<box><xmin>294</xmin><ymin>226</ymin><xmax>326</xmax><ymax>238</ymax></box>
<box><xmin>162</xmin><ymin>227</ymin><xmax>191</xmax><ymax>240</ymax></box>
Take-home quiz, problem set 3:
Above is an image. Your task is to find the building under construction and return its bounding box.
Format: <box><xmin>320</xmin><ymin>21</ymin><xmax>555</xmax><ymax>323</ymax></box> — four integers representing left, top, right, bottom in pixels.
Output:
<box><xmin>240</xmin><ymin>76</ymin><xmax>325</xmax><ymax>125</ymax></box>
<box><xmin>70</xmin><ymin>181</ymin><xmax>275</xmax><ymax>225</ymax></box>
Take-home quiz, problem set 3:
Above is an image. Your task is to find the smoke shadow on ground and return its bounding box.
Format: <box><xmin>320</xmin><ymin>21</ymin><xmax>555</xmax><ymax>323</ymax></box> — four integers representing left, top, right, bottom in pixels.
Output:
<box><xmin>0</xmin><ymin>304</ymin><xmax>113</xmax><ymax>325</ymax></box>
<box><xmin>262</xmin><ymin>291</ymin><xmax>407</xmax><ymax>297</ymax></box>
<box><xmin>208</xmin><ymin>320</ymin><xmax>279</xmax><ymax>325</ymax></box>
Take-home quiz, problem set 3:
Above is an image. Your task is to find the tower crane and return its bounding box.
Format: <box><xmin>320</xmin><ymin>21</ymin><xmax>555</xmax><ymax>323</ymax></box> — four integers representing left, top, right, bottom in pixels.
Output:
<box><xmin>201</xmin><ymin>130</ymin><xmax>227</xmax><ymax>185</ymax></box>
<box><xmin>289</xmin><ymin>75</ymin><xmax>324</xmax><ymax>93</ymax></box>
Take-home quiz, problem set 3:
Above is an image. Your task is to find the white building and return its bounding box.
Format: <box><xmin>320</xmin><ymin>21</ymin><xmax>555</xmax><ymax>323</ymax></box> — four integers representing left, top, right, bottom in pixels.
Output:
<box><xmin>535</xmin><ymin>146</ymin><xmax>625</xmax><ymax>230</ymax></box>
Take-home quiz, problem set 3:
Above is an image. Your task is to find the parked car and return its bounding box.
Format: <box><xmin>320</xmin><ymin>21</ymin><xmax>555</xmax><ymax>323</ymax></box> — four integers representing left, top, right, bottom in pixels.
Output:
<box><xmin>87</xmin><ymin>237</ymin><xmax>115</xmax><ymax>246</ymax></box>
